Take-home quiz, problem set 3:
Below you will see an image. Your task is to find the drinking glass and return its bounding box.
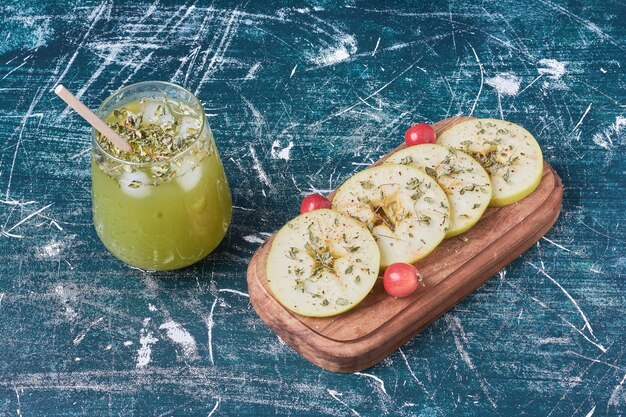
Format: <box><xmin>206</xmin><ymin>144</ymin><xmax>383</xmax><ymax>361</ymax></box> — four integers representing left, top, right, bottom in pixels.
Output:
<box><xmin>91</xmin><ymin>81</ymin><xmax>232</xmax><ymax>270</ymax></box>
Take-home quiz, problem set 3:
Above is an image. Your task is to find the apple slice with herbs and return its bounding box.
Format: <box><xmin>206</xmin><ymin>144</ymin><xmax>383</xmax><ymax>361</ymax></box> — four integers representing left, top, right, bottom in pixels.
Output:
<box><xmin>332</xmin><ymin>164</ymin><xmax>450</xmax><ymax>269</ymax></box>
<box><xmin>386</xmin><ymin>144</ymin><xmax>492</xmax><ymax>238</ymax></box>
<box><xmin>266</xmin><ymin>209</ymin><xmax>380</xmax><ymax>317</ymax></box>
<box><xmin>436</xmin><ymin>118</ymin><xmax>543</xmax><ymax>207</ymax></box>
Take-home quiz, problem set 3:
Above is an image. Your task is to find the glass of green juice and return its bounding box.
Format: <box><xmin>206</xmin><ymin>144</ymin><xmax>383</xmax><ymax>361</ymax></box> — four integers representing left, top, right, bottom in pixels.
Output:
<box><xmin>91</xmin><ymin>81</ymin><xmax>232</xmax><ymax>270</ymax></box>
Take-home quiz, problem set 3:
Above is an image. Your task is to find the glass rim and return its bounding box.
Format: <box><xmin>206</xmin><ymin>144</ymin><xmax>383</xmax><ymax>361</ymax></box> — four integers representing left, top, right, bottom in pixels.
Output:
<box><xmin>91</xmin><ymin>81</ymin><xmax>207</xmax><ymax>167</ymax></box>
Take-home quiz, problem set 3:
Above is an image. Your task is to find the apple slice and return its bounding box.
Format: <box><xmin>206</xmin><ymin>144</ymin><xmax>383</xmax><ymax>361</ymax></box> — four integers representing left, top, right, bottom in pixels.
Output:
<box><xmin>436</xmin><ymin>118</ymin><xmax>543</xmax><ymax>207</ymax></box>
<box><xmin>332</xmin><ymin>164</ymin><xmax>450</xmax><ymax>268</ymax></box>
<box><xmin>266</xmin><ymin>209</ymin><xmax>380</xmax><ymax>317</ymax></box>
<box><xmin>386</xmin><ymin>144</ymin><xmax>492</xmax><ymax>238</ymax></box>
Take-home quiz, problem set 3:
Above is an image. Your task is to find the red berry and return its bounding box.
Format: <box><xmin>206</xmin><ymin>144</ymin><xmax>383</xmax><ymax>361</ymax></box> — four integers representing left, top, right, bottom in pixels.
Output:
<box><xmin>404</xmin><ymin>123</ymin><xmax>436</xmax><ymax>146</ymax></box>
<box><xmin>383</xmin><ymin>263</ymin><xmax>423</xmax><ymax>297</ymax></box>
<box><xmin>300</xmin><ymin>193</ymin><xmax>332</xmax><ymax>214</ymax></box>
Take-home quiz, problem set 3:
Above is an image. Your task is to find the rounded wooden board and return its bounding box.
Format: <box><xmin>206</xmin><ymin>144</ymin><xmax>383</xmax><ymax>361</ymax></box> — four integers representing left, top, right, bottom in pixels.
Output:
<box><xmin>246</xmin><ymin>116</ymin><xmax>563</xmax><ymax>373</ymax></box>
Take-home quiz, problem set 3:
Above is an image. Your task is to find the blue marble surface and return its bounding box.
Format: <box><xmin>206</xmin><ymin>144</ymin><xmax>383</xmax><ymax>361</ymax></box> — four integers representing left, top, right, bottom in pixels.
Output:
<box><xmin>0</xmin><ymin>1</ymin><xmax>624</xmax><ymax>415</ymax></box>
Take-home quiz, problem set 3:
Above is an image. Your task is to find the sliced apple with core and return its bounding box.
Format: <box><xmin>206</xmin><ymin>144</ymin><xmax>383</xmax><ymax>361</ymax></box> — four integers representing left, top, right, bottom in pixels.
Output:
<box><xmin>266</xmin><ymin>209</ymin><xmax>380</xmax><ymax>317</ymax></box>
<box><xmin>386</xmin><ymin>144</ymin><xmax>492</xmax><ymax>238</ymax></box>
<box><xmin>436</xmin><ymin>118</ymin><xmax>543</xmax><ymax>207</ymax></box>
<box><xmin>332</xmin><ymin>164</ymin><xmax>450</xmax><ymax>268</ymax></box>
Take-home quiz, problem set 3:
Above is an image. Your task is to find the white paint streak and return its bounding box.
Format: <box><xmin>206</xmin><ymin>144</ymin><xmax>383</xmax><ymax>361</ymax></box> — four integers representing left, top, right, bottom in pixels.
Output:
<box><xmin>572</xmin><ymin>103</ymin><xmax>592</xmax><ymax>132</ymax></box>
<box><xmin>311</xmin><ymin>59</ymin><xmax>422</xmax><ymax>126</ymax></box>
<box><xmin>398</xmin><ymin>348</ymin><xmax>438</xmax><ymax>405</ymax></box>
<box><xmin>69</xmin><ymin>147</ymin><xmax>91</xmax><ymax>160</ymax></box>
<box><xmin>538</xmin><ymin>58</ymin><xmax>567</xmax><ymax>89</ymax></box>
<box><xmin>527</xmin><ymin>261</ymin><xmax>604</xmax><ymax>349</ymax></box>
<box><xmin>468</xmin><ymin>44</ymin><xmax>483</xmax><ymax>116</ymax></box>
<box><xmin>584</xmin><ymin>405</ymin><xmax>596</xmax><ymax>417</ymax></box>
<box><xmin>447</xmin><ymin>316</ymin><xmax>497</xmax><ymax>408</ymax></box>
<box><xmin>277</xmin><ymin>142</ymin><xmax>294</xmax><ymax>160</ymax></box>
<box><xmin>207</xmin><ymin>297</ymin><xmax>219</xmax><ymax>366</ymax></box>
<box><xmin>0</xmin><ymin>114</ymin><xmax>43</xmax><ymax>120</ymax></box>
<box><xmin>451</xmin><ymin>324</ymin><xmax>474</xmax><ymax>369</ymax></box>
<box><xmin>178</xmin><ymin>45</ymin><xmax>201</xmax><ymax>85</ymax></box>
<box><xmin>580</xmin><ymin>221</ymin><xmax>624</xmax><ymax>242</ymax></box>
<box><xmin>354</xmin><ymin>372</ymin><xmax>387</xmax><ymax>395</ymax></box>
<box><xmin>218</xmin><ymin>288</ymin><xmax>250</xmax><ymax>298</ymax></box>
<box><xmin>2</xmin><ymin>229</ymin><xmax>24</xmax><ymax>239</ymax></box>
<box><xmin>244</xmin><ymin>62</ymin><xmax>261</xmax><ymax>80</ymax></box>
<box><xmin>137</xmin><ymin>318</ymin><xmax>158</xmax><ymax>369</ymax></box>
<box><xmin>271</xmin><ymin>140</ymin><xmax>294</xmax><ymax>160</ymax></box>
<box><xmin>5</xmin><ymin>91</ymin><xmax>44</xmax><ymax>200</ymax></box>
<box><xmin>73</xmin><ymin>317</ymin><xmax>104</xmax><ymax>346</ymax></box>
<box><xmin>518</xmin><ymin>74</ymin><xmax>544</xmax><ymax>96</ymax></box>
<box><xmin>168</xmin><ymin>4</ymin><xmax>196</xmax><ymax>34</ymax></box>
<box><xmin>207</xmin><ymin>399</ymin><xmax>221</xmax><ymax>417</ymax></box>
<box><xmin>14</xmin><ymin>387</ymin><xmax>23</xmax><ymax>417</ymax></box>
<box><xmin>303</xmin><ymin>185</ymin><xmax>334</xmax><ymax>195</ymax></box>
<box><xmin>567</xmin><ymin>352</ymin><xmax>623</xmax><ymax>372</ymax></box>
<box><xmin>2</xmin><ymin>58</ymin><xmax>30</xmax><ymax>80</ymax></box>
<box><xmin>249</xmin><ymin>146</ymin><xmax>272</xmax><ymax>188</ymax></box>
<box><xmin>58</xmin><ymin>44</ymin><xmax>123</xmax><ymax>120</ymax></box>
<box><xmin>608</xmin><ymin>374</ymin><xmax>626</xmax><ymax>408</ymax></box>
<box><xmin>241</xmin><ymin>95</ymin><xmax>266</xmax><ymax>135</ymax></box>
<box><xmin>536</xmin><ymin>0</ymin><xmax>624</xmax><ymax>50</ymax></box>
<box><xmin>59</xmin><ymin>0</ymin><xmax>171</xmax><ymax>119</ymax></box>
<box><xmin>310</xmin><ymin>34</ymin><xmax>357</xmax><ymax>67</ymax></box>
<box><xmin>53</xmin><ymin>284</ymin><xmax>77</xmax><ymax>321</ymax></box>
<box><xmin>36</xmin><ymin>239</ymin><xmax>66</xmax><ymax>260</ymax></box>
<box><xmin>372</xmin><ymin>37</ymin><xmax>381</xmax><ymax>56</ymax></box>
<box><xmin>538</xmin><ymin>59</ymin><xmax>566</xmax><ymax>80</ymax></box>
<box><xmin>159</xmin><ymin>320</ymin><xmax>199</xmax><ymax>360</ymax></box>
<box><xmin>50</xmin><ymin>220</ymin><xmax>63</xmax><ymax>231</ymax></box>
<box><xmin>537</xmin><ymin>336</ymin><xmax>572</xmax><ymax>345</ymax></box>
<box><xmin>327</xmin><ymin>389</ymin><xmax>361</xmax><ymax>417</ymax></box>
<box><xmin>591</xmin><ymin>115</ymin><xmax>625</xmax><ymax>150</ymax></box>
<box><xmin>357</xmin><ymin>95</ymin><xmax>382</xmax><ymax>111</ymax></box>
<box><xmin>541</xmin><ymin>237</ymin><xmax>572</xmax><ymax>253</ymax></box>
<box><xmin>243</xmin><ymin>234</ymin><xmax>265</xmax><ymax>244</ymax></box>
<box><xmin>120</xmin><ymin>51</ymin><xmax>155</xmax><ymax>86</ymax></box>
<box><xmin>486</xmin><ymin>73</ymin><xmax>521</xmax><ymax>96</ymax></box>
<box><xmin>54</xmin><ymin>1</ymin><xmax>109</xmax><ymax>87</ymax></box>
<box><xmin>196</xmin><ymin>9</ymin><xmax>242</xmax><ymax>93</ymax></box>
<box><xmin>508</xmin><ymin>277</ymin><xmax>607</xmax><ymax>353</ymax></box>
<box><xmin>0</xmin><ymin>199</ymin><xmax>35</xmax><ymax>207</ymax></box>
<box><xmin>232</xmin><ymin>205</ymin><xmax>254</xmax><ymax>212</ymax></box>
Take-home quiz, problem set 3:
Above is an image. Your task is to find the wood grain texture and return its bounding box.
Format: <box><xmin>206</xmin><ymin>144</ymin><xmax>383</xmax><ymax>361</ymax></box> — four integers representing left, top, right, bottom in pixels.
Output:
<box><xmin>0</xmin><ymin>1</ymin><xmax>624</xmax><ymax>416</ymax></box>
<box><xmin>248</xmin><ymin>117</ymin><xmax>563</xmax><ymax>372</ymax></box>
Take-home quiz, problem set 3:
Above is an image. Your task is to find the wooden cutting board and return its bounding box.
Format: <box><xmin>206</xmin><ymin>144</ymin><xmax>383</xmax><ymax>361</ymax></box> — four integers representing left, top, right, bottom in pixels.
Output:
<box><xmin>246</xmin><ymin>116</ymin><xmax>563</xmax><ymax>373</ymax></box>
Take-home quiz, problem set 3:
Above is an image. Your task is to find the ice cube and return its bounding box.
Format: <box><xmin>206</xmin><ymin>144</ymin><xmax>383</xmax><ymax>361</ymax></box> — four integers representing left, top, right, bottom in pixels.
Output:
<box><xmin>176</xmin><ymin>160</ymin><xmax>202</xmax><ymax>191</ymax></box>
<box><xmin>119</xmin><ymin>171</ymin><xmax>151</xmax><ymax>198</ymax></box>
<box><xmin>143</xmin><ymin>100</ymin><xmax>174</xmax><ymax>124</ymax></box>
<box><xmin>178</xmin><ymin>116</ymin><xmax>201</xmax><ymax>139</ymax></box>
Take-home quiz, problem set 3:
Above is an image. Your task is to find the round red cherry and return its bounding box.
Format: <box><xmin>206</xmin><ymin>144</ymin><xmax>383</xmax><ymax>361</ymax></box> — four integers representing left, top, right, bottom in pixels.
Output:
<box><xmin>300</xmin><ymin>193</ymin><xmax>331</xmax><ymax>214</ymax></box>
<box><xmin>383</xmin><ymin>263</ymin><xmax>422</xmax><ymax>297</ymax></box>
<box><xmin>404</xmin><ymin>123</ymin><xmax>436</xmax><ymax>146</ymax></box>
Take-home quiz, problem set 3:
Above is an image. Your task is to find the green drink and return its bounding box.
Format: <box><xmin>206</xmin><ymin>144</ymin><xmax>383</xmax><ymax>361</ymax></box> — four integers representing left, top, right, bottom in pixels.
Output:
<box><xmin>92</xmin><ymin>82</ymin><xmax>232</xmax><ymax>270</ymax></box>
